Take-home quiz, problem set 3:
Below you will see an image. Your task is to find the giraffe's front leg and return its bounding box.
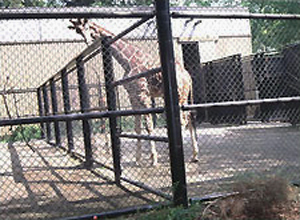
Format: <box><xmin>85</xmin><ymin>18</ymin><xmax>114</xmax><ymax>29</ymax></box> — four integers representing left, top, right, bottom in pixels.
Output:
<box><xmin>182</xmin><ymin>111</ymin><xmax>199</xmax><ymax>162</ymax></box>
<box><xmin>135</xmin><ymin>115</ymin><xmax>142</xmax><ymax>166</ymax></box>
<box><xmin>144</xmin><ymin>114</ymin><xmax>157</xmax><ymax>166</ymax></box>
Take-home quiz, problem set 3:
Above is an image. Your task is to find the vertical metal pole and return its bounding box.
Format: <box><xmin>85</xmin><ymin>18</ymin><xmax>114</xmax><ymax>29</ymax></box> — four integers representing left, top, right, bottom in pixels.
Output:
<box><xmin>42</xmin><ymin>84</ymin><xmax>51</xmax><ymax>142</ymax></box>
<box><xmin>76</xmin><ymin>57</ymin><xmax>93</xmax><ymax>168</ymax></box>
<box><xmin>155</xmin><ymin>0</ymin><xmax>188</xmax><ymax>207</ymax></box>
<box><xmin>37</xmin><ymin>87</ymin><xmax>45</xmax><ymax>139</ymax></box>
<box><xmin>61</xmin><ymin>69</ymin><xmax>74</xmax><ymax>153</ymax></box>
<box><xmin>102</xmin><ymin>37</ymin><xmax>121</xmax><ymax>185</ymax></box>
<box><xmin>50</xmin><ymin>78</ymin><xmax>61</xmax><ymax>146</ymax></box>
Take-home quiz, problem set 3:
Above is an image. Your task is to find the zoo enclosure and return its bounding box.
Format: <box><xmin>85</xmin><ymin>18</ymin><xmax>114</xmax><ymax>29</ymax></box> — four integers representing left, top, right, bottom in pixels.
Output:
<box><xmin>0</xmin><ymin>2</ymin><xmax>300</xmax><ymax>220</ymax></box>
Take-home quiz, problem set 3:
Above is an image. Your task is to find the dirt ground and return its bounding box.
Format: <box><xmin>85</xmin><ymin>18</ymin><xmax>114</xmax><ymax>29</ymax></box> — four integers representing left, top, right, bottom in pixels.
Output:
<box><xmin>0</xmin><ymin>140</ymin><xmax>162</xmax><ymax>220</ymax></box>
<box><xmin>0</xmin><ymin>122</ymin><xmax>299</xmax><ymax>219</ymax></box>
<box><xmin>119</xmin><ymin>122</ymin><xmax>300</xmax><ymax>199</ymax></box>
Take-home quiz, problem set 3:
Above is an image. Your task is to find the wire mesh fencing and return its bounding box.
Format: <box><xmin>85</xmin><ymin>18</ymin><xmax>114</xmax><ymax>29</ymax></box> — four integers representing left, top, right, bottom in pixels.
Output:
<box><xmin>0</xmin><ymin>4</ymin><xmax>299</xmax><ymax>220</ymax></box>
<box><xmin>180</xmin><ymin>13</ymin><xmax>300</xmax><ymax>199</ymax></box>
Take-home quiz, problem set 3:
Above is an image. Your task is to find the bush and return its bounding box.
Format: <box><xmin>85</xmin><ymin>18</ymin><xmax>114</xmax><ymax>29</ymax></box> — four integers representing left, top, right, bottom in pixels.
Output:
<box><xmin>0</xmin><ymin>125</ymin><xmax>42</xmax><ymax>143</ymax></box>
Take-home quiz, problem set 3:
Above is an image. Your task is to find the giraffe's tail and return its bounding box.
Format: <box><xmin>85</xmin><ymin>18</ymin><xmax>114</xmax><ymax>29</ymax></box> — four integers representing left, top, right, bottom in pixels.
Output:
<box><xmin>188</xmin><ymin>81</ymin><xmax>194</xmax><ymax>105</ymax></box>
<box><xmin>188</xmin><ymin>79</ymin><xmax>197</xmax><ymax>131</ymax></box>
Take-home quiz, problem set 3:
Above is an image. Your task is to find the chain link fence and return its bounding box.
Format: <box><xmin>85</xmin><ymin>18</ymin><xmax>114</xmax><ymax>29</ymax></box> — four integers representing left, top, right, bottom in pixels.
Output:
<box><xmin>0</xmin><ymin>3</ymin><xmax>299</xmax><ymax>220</ymax></box>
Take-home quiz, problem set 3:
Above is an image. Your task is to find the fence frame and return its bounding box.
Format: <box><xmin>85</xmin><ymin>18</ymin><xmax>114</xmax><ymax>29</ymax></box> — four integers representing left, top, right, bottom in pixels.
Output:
<box><xmin>61</xmin><ymin>68</ymin><xmax>75</xmax><ymax>153</ymax></box>
<box><xmin>0</xmin><ymin>3</ymin><xmax>300</xmax><ymax>219</ymax></box>
<box><xmin>156</xmin><ymin>0</ymin><xmax>188</xmax><ymax>207</ymax></box>
<box><xmin>102</xmin><ymin>36</ymin><xmax>122</xmax><ymax>185</ymax></box>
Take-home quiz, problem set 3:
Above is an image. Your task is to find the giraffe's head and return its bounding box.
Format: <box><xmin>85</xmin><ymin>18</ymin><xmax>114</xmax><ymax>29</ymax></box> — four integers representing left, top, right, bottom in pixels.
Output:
<box><xmin>68</xmin><ymin>18</ymin><xmax>97</xmax><ymax>46</ymax></box>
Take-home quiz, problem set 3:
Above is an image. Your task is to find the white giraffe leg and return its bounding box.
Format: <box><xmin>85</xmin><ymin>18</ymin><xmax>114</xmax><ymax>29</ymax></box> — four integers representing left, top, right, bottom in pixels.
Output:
<box><xmin>188</xmin><ymin>112</ymin><xmax>199</xmax><ymax>162</ymax></box>
<box><xmin>144</xmin><ymin>114</ymin><xmax>157</xmax><ymax>166</ymax></box>
<box><xmin>182</xmin><ymin>111</ymin><xmax>199</xmax><ymax>162</ymax></box>
<box><xmin>135</xmin><ymin>115</ymin><xmax>142</xmax><ymax>166</ymax></box>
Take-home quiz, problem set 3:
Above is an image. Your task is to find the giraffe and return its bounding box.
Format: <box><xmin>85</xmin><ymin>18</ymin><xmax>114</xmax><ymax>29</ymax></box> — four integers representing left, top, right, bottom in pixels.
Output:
<box><xmin>69</xmin><ymin>18</ymin><xmax>199</xmax><ymax>166</ymax></box>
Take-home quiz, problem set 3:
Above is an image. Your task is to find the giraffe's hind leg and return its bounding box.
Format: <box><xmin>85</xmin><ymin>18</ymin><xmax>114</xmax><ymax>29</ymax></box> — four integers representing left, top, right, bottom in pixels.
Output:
<box><xmin>134</xmin><ymin>114</ymin><xmax>157</xmax><ymax>166</ymax></box>
<box><xmin>182</xmin><ymin>111</ymin><xmax>199</xmax><ymax>162</ymax></box>
<box><xmin>144</xmin><ymin>114</ymin><xmax>157</xmax><ymax>166</ymax></box>
<box><xmin>135</xmin><ymin>115</ymin><xmax>142</xmax><ymax>166</ymax></box>
<box><xmin>188</xmin><ymin>112</ymin><xmax>199</xmax><ymax>162</ymax></box>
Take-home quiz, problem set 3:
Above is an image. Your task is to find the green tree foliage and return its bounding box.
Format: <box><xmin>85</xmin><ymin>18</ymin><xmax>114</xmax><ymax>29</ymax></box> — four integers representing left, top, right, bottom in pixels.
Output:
<box><xmin>1</xmin><ymin>0</ymin><xmax>299</xmax><ymax>52</ymax></box>
<box><xmin>0</xmin><ymin>0</ymin><xmax>63</xmax><ymax>7</ymax></box>
<box><xmin>0</xmin><ymin>0</ymin><xmax>215</xmax><ymax>7</ymax></box>
<box><xmin>240</xmin><ymin>0</ymin><xmax>300</xmax><ymax>52</ymax></box>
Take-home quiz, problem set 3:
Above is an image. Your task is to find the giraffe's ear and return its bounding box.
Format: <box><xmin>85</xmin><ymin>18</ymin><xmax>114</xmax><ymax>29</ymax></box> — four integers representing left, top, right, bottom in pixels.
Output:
<box><xmin>78</xmin><ymin>18</ymin><xmax>88</xmax><ymax>26</ymax></box>
<box><xmin>69</xmin><ymin>19</ymin><xmax>77</xmax><ymax>25</ymax></box>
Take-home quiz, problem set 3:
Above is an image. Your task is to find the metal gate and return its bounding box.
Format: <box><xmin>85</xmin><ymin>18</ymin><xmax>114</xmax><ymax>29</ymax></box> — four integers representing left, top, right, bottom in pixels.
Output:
<box><xmin>0</xmin><ymin>1</ymin><xmax>299</xmax><ymax>219</ymax></box>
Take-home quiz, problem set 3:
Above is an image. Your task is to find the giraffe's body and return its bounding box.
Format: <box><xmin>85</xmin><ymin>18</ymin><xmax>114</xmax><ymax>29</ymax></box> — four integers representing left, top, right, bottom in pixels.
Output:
<box><xmin>69</xmin><ymin>19</ymin><xmax>199</xmax><ymax>166</ymax></box>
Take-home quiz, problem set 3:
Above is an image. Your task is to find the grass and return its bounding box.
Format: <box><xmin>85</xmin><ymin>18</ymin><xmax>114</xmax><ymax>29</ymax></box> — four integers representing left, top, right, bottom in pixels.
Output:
<box><xmin>111</xmin><ymin>204</ymin><xmax>203</xmax><ymax>220</ymax></box>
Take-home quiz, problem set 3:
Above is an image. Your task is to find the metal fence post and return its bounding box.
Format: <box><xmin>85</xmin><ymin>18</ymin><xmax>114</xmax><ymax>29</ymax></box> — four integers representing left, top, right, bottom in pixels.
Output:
<box><xmin>37</xmin><ymin>87</ymin><xmax>45</xmax><ymax>139</ymax></box>
<box><xmin>42</xmin><ymin>84</ymin><xmax>51</xmax><ymax>143</ymax></box>
<box><xmin>61</xmin><ymin>69</ymin><xmax>74</xmax><ymax>153</ymax></box>
<box><xmin>50</xmin><ymin>78</ymin><xmax>61</xmax><ymax>146</ymax></box>
<box><xmin>76</xmin><ymin>57</ymin><xmax>93</xmax><ymax>168</ymax></box>
<box><xmin>102</xmin><ymin>37</ymin><xmax>121</xmax><ymax>185</ymax></box>
<box><xmin>155</xmin><ymin>0</ymin><xmax>188</xmax><ymax>207</ymax></box>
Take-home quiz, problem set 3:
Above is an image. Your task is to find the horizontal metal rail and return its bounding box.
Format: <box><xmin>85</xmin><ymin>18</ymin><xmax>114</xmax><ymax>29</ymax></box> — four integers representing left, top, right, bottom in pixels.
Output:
<box><xmin>0</xmin><ymin>39</ymin><xmax>84</xmax><ymax>46</ymax></box>
<box><xmin>2</xmin><ymin>7</ymin><xmax>300</xmax><ymax>21</ymax></box>
<box><xmin>63</xmin><ymin>202</ymin><xmax>169</xmax><ymax>220</ymax></box>
<box><xmin>172</xmin><ymin>11</ymin><xmax>300</xmax><ymax>20</ymax></box>
<box><xmin>0</xmin><ymin>88</ymin><xmax>37</xmax><ymax>95</ymax></box>
<box><xmin>120</xmin><ymin>176</ymin><xmax>173</xmax><ymax>201</ymax></box>
<box><xmin>2</xmin><ymin>96</ymin><xmax>299</xmax><ymax>126</ymax></box>
<box><xmin>182</xmin><ymin>96</ymin><xmax>300</xmax><ymax>111</ymax></box>
<box><xmin>0</xmin><ymin>107</ymin><xmax>165</xmax><ymax>127</ymax></box>
<box><xmin>109</xmin><ymin>14</ymin><xmax>154</xmax><ymax>45</ymax></box>
<box><xmin>112</xmin><ymin>67</ymin><xmax>161</xmax><ymax>87</ymax></box>
<box><xmin>0</xmin><ymin>8</ymin><xmax>155</xmax><ymax>20</ymax></box>
<box><xmin>54</xmin><ymin>106</ymin><xmax>108</xmax><ymax>117</ymax></box>
<box><xmin>120</xmin><ymin>133</ymin><xmax>168</xmax><ymax>142</ymax></box>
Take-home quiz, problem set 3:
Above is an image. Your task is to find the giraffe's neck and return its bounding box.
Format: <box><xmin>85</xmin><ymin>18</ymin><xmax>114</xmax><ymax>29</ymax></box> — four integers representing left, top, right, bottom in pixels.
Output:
<box><xmin>90</xmin><ymin>22</ymin><xmax>151</xmax><ymax>76</ymax></box>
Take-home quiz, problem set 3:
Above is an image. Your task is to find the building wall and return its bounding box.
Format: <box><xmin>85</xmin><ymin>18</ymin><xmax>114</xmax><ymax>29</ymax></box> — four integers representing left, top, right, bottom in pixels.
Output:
<box><xmin>176</xmin><ymin>35</ymin><xmax>252</xmax><ymax>63</ymax></box>
<box><xmin>0</xmin><ymin>41</ymin><xmax>85</xmax><ymax>119</ymax></box>
<box><xmin>0</xmin><ymin>32</ymin><xmax>252</xmax><ymax>120</ymax></box>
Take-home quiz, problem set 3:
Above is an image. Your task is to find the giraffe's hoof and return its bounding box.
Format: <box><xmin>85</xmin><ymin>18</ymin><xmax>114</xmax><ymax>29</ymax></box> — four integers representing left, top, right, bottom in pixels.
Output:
<box><xmin>149</xmin><ymin>154</ymin><xmax>158</xmax><ymax>167</ymax></box>
<box><xmin>191</xmin><ymin>158</ymin><xmax>199</xmax><ymax>163</ymax></box>
<box><xmin>150</xmin><ymin>158</ymin><xmax>158</xmax><ymax>167</ymax></box>
<box><xmin>151</xmin><ymin>161</ymin><xmax>158</xmax><ymax>167</ymax></box>
<box><xmin>135</xmin><ymin>160</ymin><xmax>141</xmax><ymax>167</ymax></box>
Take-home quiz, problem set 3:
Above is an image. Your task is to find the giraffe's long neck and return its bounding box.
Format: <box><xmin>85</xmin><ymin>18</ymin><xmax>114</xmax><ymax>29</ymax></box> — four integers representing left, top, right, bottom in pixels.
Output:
<box><xmin>90</xmin><ymin>22</ymin><xmax>152</xmax><ymax>76</ymax></box>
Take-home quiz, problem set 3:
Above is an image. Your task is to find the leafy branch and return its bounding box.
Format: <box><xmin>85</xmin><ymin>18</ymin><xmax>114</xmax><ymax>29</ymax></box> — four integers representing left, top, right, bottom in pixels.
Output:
<box><xmin>1</xmin><ymin>76</ymin><xmax>36</xmax><ymax>152</ymax></box>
